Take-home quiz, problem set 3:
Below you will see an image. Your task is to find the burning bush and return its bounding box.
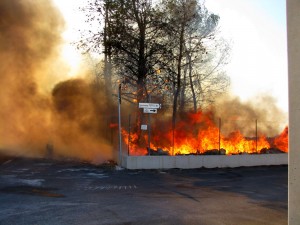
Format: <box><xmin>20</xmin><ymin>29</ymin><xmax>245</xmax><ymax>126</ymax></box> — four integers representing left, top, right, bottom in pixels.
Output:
<box><xmin>123</xmin><ymin>110</ymin><xmax>288</xmax><ymax>156</ymax></box>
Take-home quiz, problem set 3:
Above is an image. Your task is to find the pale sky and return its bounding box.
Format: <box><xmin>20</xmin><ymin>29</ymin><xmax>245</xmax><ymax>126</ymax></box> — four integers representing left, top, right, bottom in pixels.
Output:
<box><xmin>205</xmin><ymin>0</ymin><xmax>288</xmax><ymax>113</ymax></box>
<box><xmin>53</xmin><ymin>0</ymin><xmax>288</xmax><ymax>113</ymax></box>
<box><xmin>53</xmin><ymin>0</ymin><xmax>87</xmax><ymax>77</ymax></box>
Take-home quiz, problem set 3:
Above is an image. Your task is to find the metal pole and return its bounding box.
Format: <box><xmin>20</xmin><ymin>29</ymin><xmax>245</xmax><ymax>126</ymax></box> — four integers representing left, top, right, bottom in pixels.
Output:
<box><xmin>148</xmin><ymin>95</ymin><xmax>151</xmax><ymax>155</ymax></box>
<box><xmin>172</xmin><ymin>125</ymin><xmax>175</xmax><ymax>156</ymax></box>
<box><xmin>128</xmin><ymin>114</ymin><xmax>131</xmax><ymax>156</ymax></box>
<box><xmin>111</xmin><ymin>117</ymin><xmax>113</xmax><ymax>144</ymax></box>
<box><xmin>256</xmin><ymin>119</ymin><xmax>258</xmax><ymax>153</ymax></box>
<box><xmin>118</xmin><ymin>84</ymin><xmax>122</xmax><ymax>165</ymax></box>
<box><xmin>218</xmin><ymin>118</ymin><xmax>221</xmax><ymax>153</ymax></box>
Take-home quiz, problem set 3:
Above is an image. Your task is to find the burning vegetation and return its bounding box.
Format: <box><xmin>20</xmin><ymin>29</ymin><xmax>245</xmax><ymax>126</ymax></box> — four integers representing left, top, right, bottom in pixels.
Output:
<box><xmin>0</xmin><ymin>0</ymin><xmax>288</xmax><ymax>164</ymax></box>
<box><xmin>121</xmin><ymin>110</ymin><xmax>288</xmax><ymax>156</ymax></box>
<box><xmin>123</xmin><ymin>119</ymin><xmax>288</xmax><ymax>155</ymax></box>
<box><xmin>121</xmin><ymin>95</ymin><xmax>288</xmax><ymax>156</ymax></box>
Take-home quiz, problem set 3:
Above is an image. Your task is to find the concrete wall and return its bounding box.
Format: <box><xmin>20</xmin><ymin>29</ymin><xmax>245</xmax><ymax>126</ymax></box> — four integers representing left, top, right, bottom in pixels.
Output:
<box><xmin>121</xmin><ymin>154</ymin><xmax>288</xmax><ymax>170</ymax></box>
<box><xmin>287</xmin><ymin>0</ymin><xmax>300</xmax><ymax>224</ymax></box>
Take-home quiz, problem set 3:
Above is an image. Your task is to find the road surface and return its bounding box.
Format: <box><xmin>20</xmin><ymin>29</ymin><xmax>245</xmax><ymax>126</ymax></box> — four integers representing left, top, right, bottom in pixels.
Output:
<box><xmin>0</xmin><ymin>157</ymin><xmax>287</xmax><ymax>225</ymax></box>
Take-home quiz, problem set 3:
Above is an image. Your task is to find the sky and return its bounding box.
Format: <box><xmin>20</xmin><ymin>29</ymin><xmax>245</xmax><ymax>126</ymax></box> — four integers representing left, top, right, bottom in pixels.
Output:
<box><xmin>53</xmin><ymin>0</ymin><xmax>288</xmax><ymax>114</ymax></box>
<box><xmin>53</xmin><ymin>0</ymin><xmax>87</xmax><ymax>77</ymax></box>
<box><xmin>205</xmin><ymin>0</ymin><xmax>288</xmax><ymax>113</ymax></box>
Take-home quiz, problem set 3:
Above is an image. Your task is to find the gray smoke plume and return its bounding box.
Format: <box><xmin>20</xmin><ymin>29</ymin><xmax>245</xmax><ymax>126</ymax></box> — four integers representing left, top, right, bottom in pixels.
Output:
<box><xmin>212</xmin><ymin>94</ymin><xmax>287</xmax><ymax>137</ymax></box>
<box><xmin>0</xmin><ymin>0</ymin><xmax>113</xmax><ymax>163</ymax></box>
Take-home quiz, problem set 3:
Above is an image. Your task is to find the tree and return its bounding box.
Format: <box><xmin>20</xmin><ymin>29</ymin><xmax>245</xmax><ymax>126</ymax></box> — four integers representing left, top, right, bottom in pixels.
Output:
<box><xmin>79</xmin><ymin>0</ymin><xmax>116</xmax><ymax>95</ymax></box>
<box><xmin>78</xmin><ymin>0</ymin><xmax>230</xmax><ymax>147</ymax></box>
<box><xmin>84</xmin><ymin>1</ymin><xmax>175</xmax><ymax>122</ymax></box>
<box><xmin>156</xmin><ymin>0</ymin><xmax>226</xmax><ymax>129</ymax></box>
<box><xmin>178</xmin><ymin>1</ymin><xmax>221</xmax><ymax>113</ymax></box>
<box><xmin>157</xmin><ymin>0</ymin><xmax>199</xmax><ymax>133</ymax></box>
<box><xmin>158</xmin><ymin>0</ymin><xmax>230</xmax><ymax>115</ymax></box>
<box><xmin>191</xmin><ymin>37</ymin><xmax>231</xmax><ymax>110</ymax></box>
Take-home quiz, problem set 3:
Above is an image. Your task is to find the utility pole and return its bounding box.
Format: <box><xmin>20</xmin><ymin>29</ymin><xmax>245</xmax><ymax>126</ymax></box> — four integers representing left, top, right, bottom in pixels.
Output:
<box><xmin>218</xmin><ymin>118</ymin><xmax>221</xmax><ymax>153</ymax></box>
<box><xmin>128</xmin><ymin>114</ymin><xmax>131</xmax><ymax>155</ymax></box>
<box><xmin>256</xmin><ymin>119</ymin><xmax>258</xmax><ymax>153</ymax></box>
<box><xmin>118</xmin><ymin>84</ymin><xmax>122</xmax><ymax>165</ymax></box>
<box><xmin>148</xmin><ymin>94</ymin><xmax>151</xmax><ymax>155</ymax></box>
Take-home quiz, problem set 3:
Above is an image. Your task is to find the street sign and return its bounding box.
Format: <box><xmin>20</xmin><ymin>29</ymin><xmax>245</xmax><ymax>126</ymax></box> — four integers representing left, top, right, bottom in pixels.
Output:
<box><xmin>139</xmin><ymin>103</ymin><xmax>161</xmax><ymax>109</ymax></box>
<box><xmin>143</xmin><ymin>108</ymin><xmax>157</xmax><ymax>114</ymax></box>
<box><xmin>141</xmin><ymin>124</ymin><xmax>147</xmax><ymax>130</ymax></box>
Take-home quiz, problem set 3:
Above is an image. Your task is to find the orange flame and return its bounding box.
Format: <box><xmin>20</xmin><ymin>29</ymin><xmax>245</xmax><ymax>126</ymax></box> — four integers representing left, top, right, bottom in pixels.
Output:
<box><xmin>122</xmin><ymin>111</ymin><xmax>288</xmax><ymax>156</ymax></box>
<box><xmin>273</xmin><ymin>126</ymin><xmax>288</xmax><ymax>152</ymax></box>
<box><xmin>109</xmin><ymin>123</ymin><xmax>118</xmax><ymax>128</ymax></box>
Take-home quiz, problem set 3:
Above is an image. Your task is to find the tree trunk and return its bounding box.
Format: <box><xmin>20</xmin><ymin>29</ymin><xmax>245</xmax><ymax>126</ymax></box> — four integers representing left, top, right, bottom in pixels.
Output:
<box><xmin>104</xmin><ymin>2</ymin><xmax>112</xmax><ymax>98</ymax></box>
<box><xmin>188</xmin><ymin>53</ymin><xmax>197</xmax><ymax>112</ymax></box>
<box><xmin>179</xmin><ymin>56</ymin><xmax>188</xmax><ymax>114</ymax></box>
<box><xmin>172</xmin><ymin>24</ymin><xmax>185</xmax><ymax>151</ymax></box>
<box><xmin>136</xmin><ymin>77</ymin><xmax>144</xmax><ymax>129</ymax></box>
<box><xmin>135</xmin><ymin>7</ymin><xmax>148</xmax><ymax>142</ymax></box>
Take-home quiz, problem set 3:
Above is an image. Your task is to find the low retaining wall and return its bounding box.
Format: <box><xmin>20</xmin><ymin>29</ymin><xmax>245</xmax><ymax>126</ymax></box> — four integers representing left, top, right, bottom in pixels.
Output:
<box><xmin>121</xmin><ymin>154</ymin><xmax>288</xmax><ymax>169</ymax></box>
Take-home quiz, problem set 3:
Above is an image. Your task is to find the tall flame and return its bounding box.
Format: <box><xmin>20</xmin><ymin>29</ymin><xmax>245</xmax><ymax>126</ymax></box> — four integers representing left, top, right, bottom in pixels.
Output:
<box><xmin>122</xmin><ymin>111</ymin><xmax>288</xmax><ymax>156</ymax></box>
<box><xmin>273</xmin><ymin>126</ymin><xmax>288</xmax><ymax>152</ymax></box>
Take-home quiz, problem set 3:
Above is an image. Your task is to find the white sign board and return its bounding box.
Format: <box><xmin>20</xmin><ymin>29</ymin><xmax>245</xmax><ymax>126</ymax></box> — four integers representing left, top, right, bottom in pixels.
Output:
<box><xmin>141</xmin><ymin>124</ymin><xmax>147</xmax><ymax>130</ymax></box>
<box><xmin>143</xmin><ymin>108</ymin><xmax>157</xmax><ymax>114</ymax></box>
<box><xmin>139</xmin><ymin>103</ymin><xmax>161</xmax><ymax>109</ymax></box>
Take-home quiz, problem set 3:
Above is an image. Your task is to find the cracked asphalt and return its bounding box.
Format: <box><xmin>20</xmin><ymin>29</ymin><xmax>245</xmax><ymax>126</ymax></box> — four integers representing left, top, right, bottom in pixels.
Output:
<box><xmin>0</xmin><ymin>157</ymin><xmax>287</xmax><ymax>225</ymax></box>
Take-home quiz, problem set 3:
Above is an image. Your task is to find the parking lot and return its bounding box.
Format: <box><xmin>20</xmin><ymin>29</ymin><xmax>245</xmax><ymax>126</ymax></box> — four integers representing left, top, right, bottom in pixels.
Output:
<box><xmin>0</xmin><ymin>157</ymin><xmax>287</xmax><ymax>225</ymax></box>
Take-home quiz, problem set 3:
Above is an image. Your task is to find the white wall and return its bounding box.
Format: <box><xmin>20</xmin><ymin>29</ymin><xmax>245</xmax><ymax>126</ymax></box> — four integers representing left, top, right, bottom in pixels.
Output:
<box><xmin>121</xmin><ymin>154</ymin><xmax>288</xmax><ymax>170</ymax></box>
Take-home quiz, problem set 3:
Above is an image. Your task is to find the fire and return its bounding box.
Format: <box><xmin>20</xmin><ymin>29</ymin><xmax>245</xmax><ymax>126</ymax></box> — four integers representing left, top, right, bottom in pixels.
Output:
<box><xmin>122</xmin><ymin>111</ymin><xmax>288</xmax><ymax>156</ymax></box>
<box><xmin>273</xmin><ymin>126</ymin><xmax>288</xmax><ymax>152</ymax></box>
<box><xmin>122</xmin><ymin>130</ymin><xmax>148</xmax><ymax>155</ymax></box>
<box><xmin>109</xmin><ymin>123</ymin><xmax>118</xmax><ymax>128</ymax></box>
<box><xmin>221</xmin><ymin>131</ymin><xmax>270</xmax><ymax>154</ymax></box>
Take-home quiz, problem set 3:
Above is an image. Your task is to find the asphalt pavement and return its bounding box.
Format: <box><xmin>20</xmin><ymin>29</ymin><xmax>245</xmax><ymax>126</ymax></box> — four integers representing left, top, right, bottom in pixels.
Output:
<box><xmin>0</xmin><ymin>157</ymin><xmax>287</xmax><ymax>225</ymax></box>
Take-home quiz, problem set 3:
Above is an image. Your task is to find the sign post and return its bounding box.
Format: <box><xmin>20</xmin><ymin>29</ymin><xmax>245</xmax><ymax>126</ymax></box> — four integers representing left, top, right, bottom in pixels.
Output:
<box><xmin>139</xmin><ymin>103</ymin><xmax>161</xmax><ymax>109</ymax></box>
<box><xmin>148</xmin><ymin>96</ymin><xmax>151</xmax><ymax>156</ymax></box>
<box><xmin>139</xmin><ymin>102</ymin><xmax>161</xmax><ymax>155</ymax></box>
<box><xmin>143</xmin><ymin>108</ymin><xmax>157</xmax><ymax>113</ymax></box>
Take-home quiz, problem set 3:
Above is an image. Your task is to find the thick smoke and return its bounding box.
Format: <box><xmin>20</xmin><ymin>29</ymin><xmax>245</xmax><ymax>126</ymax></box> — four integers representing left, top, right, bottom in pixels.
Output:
<box><xmin>0</xmin><ymin>0</ymin><xmax>287</xmax><ymax>161</ymax></box>
<box><xmin>0</xmin><ymin>0</ymin><xmax>113</xmax><ymax>163</ymax></box>
<box><xmin>212</xmin><ymin>94</ymin><xmax>287</xmax><ymax>137</ymax></box>
<box><xmin>51</xmin><ymin>79</ymin><xmax>113</xmax><ymax>163</ymax></box>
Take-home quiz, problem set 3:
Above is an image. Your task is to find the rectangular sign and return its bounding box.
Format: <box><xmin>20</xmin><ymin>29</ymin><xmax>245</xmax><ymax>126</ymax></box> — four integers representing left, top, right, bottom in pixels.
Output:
<box><xmin>143</xmin><ymin>108</ymin><xmax>157</xmax><ymax>114</ymax></box>
<box><xmin>141</xmin><ymin>124</ymin><xmax>147</xmax><ymax>130</ymax></box>
<box><xmin>139</xmin><ymin>103</ymin><xmax>161</xmax><ymax>109</ymax></box>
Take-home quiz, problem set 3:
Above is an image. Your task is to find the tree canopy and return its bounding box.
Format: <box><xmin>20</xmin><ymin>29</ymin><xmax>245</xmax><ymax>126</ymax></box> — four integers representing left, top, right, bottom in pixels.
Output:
<box><xmin>78</xmin><ymin>0</ymin><xmax>230</xmax><ymax>126</ymax></box>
